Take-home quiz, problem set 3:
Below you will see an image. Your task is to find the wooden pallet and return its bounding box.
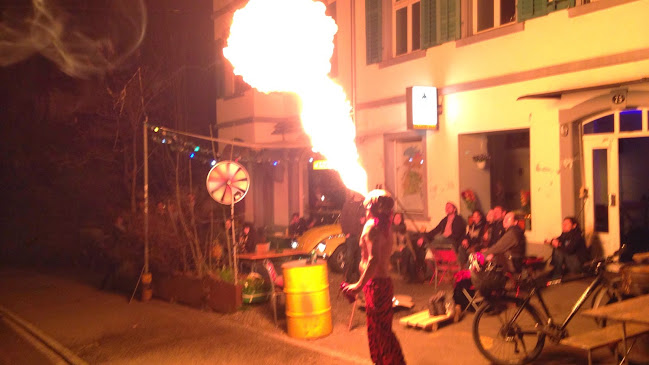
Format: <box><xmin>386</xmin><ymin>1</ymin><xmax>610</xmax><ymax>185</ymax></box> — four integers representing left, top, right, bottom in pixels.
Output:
<box><xmin>399</xmin><ymin>310</ymin><xmax>453</xmax><ymax>332</ymax></box>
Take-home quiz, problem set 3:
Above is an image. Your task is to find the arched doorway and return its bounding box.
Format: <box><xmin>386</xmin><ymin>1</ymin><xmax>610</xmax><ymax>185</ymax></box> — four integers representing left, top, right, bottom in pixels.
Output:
<box><xmin>582</xmin><ymin>108</ymin><xmax>649</xmax><ymax>257</ymax></box>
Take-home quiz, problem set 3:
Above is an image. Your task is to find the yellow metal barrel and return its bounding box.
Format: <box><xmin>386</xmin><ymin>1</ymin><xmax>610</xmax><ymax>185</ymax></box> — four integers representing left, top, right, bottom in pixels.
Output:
<box><xmin>282</xmin><ymin>259</ymin><xmax>332</xmax><ymax>339</ymax></box>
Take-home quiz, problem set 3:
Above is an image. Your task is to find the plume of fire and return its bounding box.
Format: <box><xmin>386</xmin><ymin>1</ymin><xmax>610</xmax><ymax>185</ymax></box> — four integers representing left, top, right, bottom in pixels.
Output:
<box><xmin>223</xmin><ymin>0</ymin><xmax>368</xmax><ymax>196</ymax></box>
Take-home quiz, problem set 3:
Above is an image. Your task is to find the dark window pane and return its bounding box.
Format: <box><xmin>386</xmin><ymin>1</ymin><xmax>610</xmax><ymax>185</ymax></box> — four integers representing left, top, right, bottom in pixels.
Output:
<box><xmin>412</xmin><ymin>2</ymin><xmax>421</xmax><ymax>51</ymax></box>
<box><xmin>593</xmin><ymin>149</ymin><xmax>609</xmax><ymax>232</ymax></box>
<box><xmin>477</xmin><ymin>0</ymin><xmax>494</xmax><ymax>31</ymax></box>
<box><xmin>501</xmin><ymin>0</ymin><xmax>516</xmax><ymax>24</ymax></box>
<box><xmin>619</xmin><ymin>109</ymin><xmax>642</xmax><ymax>132</ymax></box>
<box><xmin>396</xmin><ymin>7</ymin><xmax>407</xmax><ymax>55</ymax></box>
<box><xmin>583</xmin><ymin>114</ymin><xmax>614</xmax><ymax>134</ymax></box>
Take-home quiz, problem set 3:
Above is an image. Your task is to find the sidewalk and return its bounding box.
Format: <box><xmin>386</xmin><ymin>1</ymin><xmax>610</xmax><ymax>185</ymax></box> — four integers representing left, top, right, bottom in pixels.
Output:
<box><xmin>0</xmin><ymin>265</ymin><xmax>624</xmax><ymax>364</ymax></box>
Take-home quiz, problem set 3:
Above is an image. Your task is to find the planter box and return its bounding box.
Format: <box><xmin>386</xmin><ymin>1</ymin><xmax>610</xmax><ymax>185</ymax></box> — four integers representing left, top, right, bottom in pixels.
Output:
<box><xmin>206</xmin><ymin>277</ymin><xmax>242</xmax><ymax>313</ymax></box>
<box><xmin>154</xmin><ymin>274</ymin><xmax>242</xmax><ymax>313</ymax></box>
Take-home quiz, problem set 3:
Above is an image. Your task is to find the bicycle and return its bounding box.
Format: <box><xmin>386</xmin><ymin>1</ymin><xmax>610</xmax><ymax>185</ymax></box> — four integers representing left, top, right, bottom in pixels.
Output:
<box><xmin>471</xmin><ymin>251</ymin><xmax>625</xmax><ymax>365</ymax></box>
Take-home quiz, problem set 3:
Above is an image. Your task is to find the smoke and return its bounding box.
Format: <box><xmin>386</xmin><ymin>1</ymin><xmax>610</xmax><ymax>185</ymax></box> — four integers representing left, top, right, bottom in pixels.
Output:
<box><xmin>0</xmin><ymin>0</ymin><xmax>147</xmax><ymax>78</ymax></box>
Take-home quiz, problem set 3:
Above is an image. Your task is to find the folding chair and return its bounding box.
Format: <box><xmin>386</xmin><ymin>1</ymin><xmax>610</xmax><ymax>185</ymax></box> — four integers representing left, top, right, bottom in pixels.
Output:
<box><xmin>429</xmin><ymin>248</ymin><xmax>461</xmax><ymax>287</ymax></box>
<box><xmin>263</xmin><ymin>259</ymin><xmax>285</xmax><ymax>326</ymax></box>
<box><xmin>461</xmin><ymin>288</ymin><xmax>483</xmax><ymax>312</ymax></box>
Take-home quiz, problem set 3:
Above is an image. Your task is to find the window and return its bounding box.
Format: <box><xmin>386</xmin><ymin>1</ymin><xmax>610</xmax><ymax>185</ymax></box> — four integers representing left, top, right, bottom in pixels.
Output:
<box><xmin>583</xmin><ymin>114</ymin><xmax>614</xmax><ymax>135</ymax></box>
<box><xmin>619</xmin><ymin>110</ymin><xmax>642</xmax><ymax>132</ymax></box>
<box><xmin>473</xmin><ymin>0</ymin><xmax>516</xmax><ymax>33</ymax></box>
<box><xmin>365</xmin><ymin>0</ymin><xmax>459</xmax><ymax>64</ymax></box>
<box><xmin>518</xmin><ymin>0</ymin><xmax>575</xmax><ymax>22</ymax></box>
<box><xmin>394</xmin><ymin>0</ymin><xmax>421</xmax><ymax>56</ymax></box>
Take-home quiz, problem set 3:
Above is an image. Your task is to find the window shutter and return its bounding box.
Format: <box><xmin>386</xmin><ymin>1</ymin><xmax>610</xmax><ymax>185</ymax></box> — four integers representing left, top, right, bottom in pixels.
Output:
<box><xmin>436</xmin><ymin>0</ymin><xmax>460</xmax><ymax>44</ymax></box>
<box><xmin>439</xmin><ymin>0</ymin><xmax>448</xmax><ymax>42</ymax></box>
<box><xmin>518</xmin><ymin>0</ymin><xmax>548</xmax><ymax>22</ymax></box>
<box><xmin>365</xmin><ymin>0</ymin><xmax>382</xmax><ymax>65</ymax></box>
<box><xmin>517</xmin><ymin>0</ymin><xmax>534</xmax><ymax>22</ymax></box>
<box><xmin>550</xmin><ymin>0</ymin><xmax>576</xmax><ymax>11</ymax></box>
<box><xmin>532</xmin><ymin>0</ymin><xmax>548</xmax><ymax>17</ymax></box>
<box><xmin>447</xmin><ymin>0</ymin><xmax>460</xmax><ymax>41</ymax></box>
<box><xmin>420</xmin><ymin>0</ymin><xmax>437</xmax><ymax>49</ymax></box>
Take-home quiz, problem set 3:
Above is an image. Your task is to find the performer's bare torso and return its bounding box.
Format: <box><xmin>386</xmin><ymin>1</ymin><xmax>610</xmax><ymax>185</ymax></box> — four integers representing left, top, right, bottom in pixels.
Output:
<box><xmin>358</xmin><ymin>218</ymin><xmax>391</xmax><ymax>279</ymax></box>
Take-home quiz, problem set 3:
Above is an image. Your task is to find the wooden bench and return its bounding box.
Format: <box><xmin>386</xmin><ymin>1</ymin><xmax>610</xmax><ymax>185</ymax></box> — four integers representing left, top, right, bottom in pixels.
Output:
<box><xmin>560</xmin><ymin>323</ymin><xmax>649</xmax><ymax>365</ymax></box>
<box><xmin>399</xmin><ymin>310</ymin><xmax>453</xmax><ymax>332</ymax></box>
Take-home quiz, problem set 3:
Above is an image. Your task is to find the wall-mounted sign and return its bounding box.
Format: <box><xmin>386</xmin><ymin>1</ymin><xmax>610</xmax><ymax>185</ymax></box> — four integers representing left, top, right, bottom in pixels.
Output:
<box><xmin>406</xmin><ymin>86</ymin><xmax>438</xmax><ymax>130</ymax></box>
<box><xmin>312</xmin><ymin>159</ymin><xmax>332</xmax><ymax>170</ymax></box>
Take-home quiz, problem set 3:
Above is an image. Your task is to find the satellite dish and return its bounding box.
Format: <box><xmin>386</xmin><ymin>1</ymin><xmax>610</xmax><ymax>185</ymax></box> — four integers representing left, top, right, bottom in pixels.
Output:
<box><xmin>206</xmin><ymin>160</ymin><xmax>250</xmax><ymax>205</ymax></box>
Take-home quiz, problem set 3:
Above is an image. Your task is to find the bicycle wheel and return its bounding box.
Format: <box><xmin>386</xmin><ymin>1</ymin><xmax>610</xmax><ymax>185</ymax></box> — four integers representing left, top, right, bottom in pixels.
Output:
<box><xmin>472</xmin><ymin>296</ymin><xmax>545</xmax><ymax>365</ymax></box>
<box><xmin>590</xmin><ymin>285</ymin><xmax>623</xmax><ymax>327</ymax></box>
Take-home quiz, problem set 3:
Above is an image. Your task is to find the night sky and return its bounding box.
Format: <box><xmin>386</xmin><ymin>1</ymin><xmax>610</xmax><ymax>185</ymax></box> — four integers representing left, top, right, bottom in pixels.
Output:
<box><xmin>0</xmin><ymin>0</ymin><xmax>216</xmax><ymax>263</ymax></box>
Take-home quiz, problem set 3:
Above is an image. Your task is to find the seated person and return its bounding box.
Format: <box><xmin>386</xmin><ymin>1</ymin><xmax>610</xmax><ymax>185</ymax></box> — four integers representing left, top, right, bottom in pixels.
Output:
<box><xmin>546</xmin><ymin>217</ymin><xmax>589</xmax><ymax>278</ymax></box>
<box><xmin>238</xmin><ymin>222</ymin><xmax>259</xmax><ymax>253</ymax></box>
<box><xmin>390</xmin><ymin>213</ymin><xmax>413</xmax><ymax>274</ymax></box>
<box><xmin>460</xmin><ymin>210</ymin><xmax>488</xmax><ymax>268</ymax></box>
<box><xmin>401</xmin><ymin>232</ymin><xmax>428</xmax><ymax>283</ymax></box>
<box><xmin>481</xmin><ymin>209</ymin><xmax>494</xmax><ymax>246</ymax></box>
<box><xmin>288</xmin><ymin>213</ymin><xmax>307</xmax><ymax>237</ymax></box>
<box><xmin>483</xmin><ymin>212</ymin><xmax>526</xmax><ymax>273</ymax></box>
<box><xmin>487</xmin><ymin>206</ymin><xmax>506</xmax><ymax>248</ymax></box>
<box><xmin>424</xmin><ymin>202</ymin><xmax>467</xmax><ymax>266</ymax></box>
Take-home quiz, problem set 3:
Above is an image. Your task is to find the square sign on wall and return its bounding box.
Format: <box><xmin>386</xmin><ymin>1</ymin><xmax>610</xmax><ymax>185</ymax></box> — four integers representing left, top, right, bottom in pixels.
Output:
<box><xmin>406</xmin><ymin>86</ymin><xmax>438</xmax><ymax>130</ymax></box>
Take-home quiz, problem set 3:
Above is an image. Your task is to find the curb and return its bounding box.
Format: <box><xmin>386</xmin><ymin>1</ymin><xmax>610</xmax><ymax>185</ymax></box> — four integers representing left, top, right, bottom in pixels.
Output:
<box><xmin>0</xmin><ymin>305</ymin><xmax>88</xmax><ymax>365</ymax></box>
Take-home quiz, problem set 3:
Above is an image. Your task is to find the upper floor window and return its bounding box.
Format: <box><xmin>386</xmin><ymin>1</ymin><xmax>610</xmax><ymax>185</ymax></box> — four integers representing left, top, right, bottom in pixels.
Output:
<box><xmin>473</xmin><ymin>0</ymin><xmax>516</xmax><ymax>33</ymax></box>
<box><xmin>365</xmin><ymin>0</ymin><xmax>460</xmax><ymax>65</ymax></box>
<box><xmin>394</xmin><ymin>0</ymin><xmax>421</xmax><ymax>56</ymax></box>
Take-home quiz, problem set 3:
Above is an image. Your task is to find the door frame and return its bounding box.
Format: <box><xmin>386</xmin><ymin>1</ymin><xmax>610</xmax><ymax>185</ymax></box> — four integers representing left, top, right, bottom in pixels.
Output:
<box><xmin>581</xmin><ymin>108</ymin><xmax>649</xmax><ymax>257</ymax></box>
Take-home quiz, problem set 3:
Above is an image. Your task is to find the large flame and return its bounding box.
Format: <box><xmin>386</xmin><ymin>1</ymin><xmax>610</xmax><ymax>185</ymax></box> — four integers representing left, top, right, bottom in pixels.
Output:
<box><xmin>224</xmin><ymin>0</ymin><xmax>368</xmax><ymax>196</ymax></box>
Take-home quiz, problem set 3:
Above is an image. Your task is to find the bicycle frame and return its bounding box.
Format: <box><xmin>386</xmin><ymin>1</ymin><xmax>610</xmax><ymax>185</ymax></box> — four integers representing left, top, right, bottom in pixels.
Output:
<box><xmin>504</xmin><ymin>274</ymin><xmax>605</xmax><ymax>340</ymax></box>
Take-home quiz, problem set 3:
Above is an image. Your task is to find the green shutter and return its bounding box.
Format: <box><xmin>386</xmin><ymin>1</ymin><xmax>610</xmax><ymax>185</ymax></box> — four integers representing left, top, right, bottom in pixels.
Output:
<box><xmin>448</xmin><ymin>0</ymin><xmax>460</xmax><ymax>41</ymax></box>
<box><xmin>518</xmin><ymin>0</ymin><xmax>534</xmax><ymax>22</ymax></box>
<box><xmin>437</xmin><ymin>0</ymin><xmax>460</xmax><ymax>44</ymax></box>
<box><xmin>420</xmin><ymin>0</ymin><xmax>437</xmax><ymax>49</ymax></box>
<box><xmin>365</xmin><ymin>0</ymin><xmax>382</xmax><ymax>65</ymax></box>
<box><xmin>532</xmin><ymin>0</ymin><xmax>548</xmax><ymax>17</ymax></box>
<box><xmin>519</xmin><ymin>0</ymin><xmax>555</xmax><ymax>22</ymax></box>
<box><xmin>550</xmin><ymin>0</ymin><xmax>576</xmax><ymax>11</ymax></box>
<box><xmin>439</xmin><ymin>0</ymin><xmax>448</xmax><ymax>43</ymax></box>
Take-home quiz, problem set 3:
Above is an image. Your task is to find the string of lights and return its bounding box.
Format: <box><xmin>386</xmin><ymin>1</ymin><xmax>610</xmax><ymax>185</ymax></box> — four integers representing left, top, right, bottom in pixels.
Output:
<box><xmin>148</xmin><ymin>124</ymin><xmax>320</xmax><ymax>167</ymax></box>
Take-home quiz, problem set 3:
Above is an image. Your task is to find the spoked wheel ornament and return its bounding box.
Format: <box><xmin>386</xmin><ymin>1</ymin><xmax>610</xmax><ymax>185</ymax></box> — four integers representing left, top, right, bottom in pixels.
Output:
<box><xmin>206</xmin><ymin>160</ymin><xmax>250</xmax><ymax>205</ymax></box>
<box><xmin>206</xmin><ymin>160</ymin><xmax>250</xmax><ymax>285</ymax></box>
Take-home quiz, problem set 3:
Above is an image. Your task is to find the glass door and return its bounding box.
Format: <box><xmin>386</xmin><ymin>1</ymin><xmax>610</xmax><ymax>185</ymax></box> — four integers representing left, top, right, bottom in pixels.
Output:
<box><xmin>583</xmin><ymin>135</ymin><xmax>619</xmax><ymax>257</ymax></box>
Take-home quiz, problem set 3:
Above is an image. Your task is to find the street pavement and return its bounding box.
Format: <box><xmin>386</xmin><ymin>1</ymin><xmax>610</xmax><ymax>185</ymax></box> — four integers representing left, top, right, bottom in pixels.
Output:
<box><xmin>0</xmin><ymin>265</ymin><xmax>635</xmax><ymax>364</ymax></box>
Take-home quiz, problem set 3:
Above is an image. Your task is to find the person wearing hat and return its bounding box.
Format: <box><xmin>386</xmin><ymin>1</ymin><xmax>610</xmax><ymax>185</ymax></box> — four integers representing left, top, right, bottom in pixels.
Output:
<box><xmin>342</xmin><ymin>189</ymin><xmax>406</xmax><ymax>365</ymax></box>
<box><xmin>424</xmin><ymin>202</ymin><xmax>467</xmax><ymax>267</ymax></box>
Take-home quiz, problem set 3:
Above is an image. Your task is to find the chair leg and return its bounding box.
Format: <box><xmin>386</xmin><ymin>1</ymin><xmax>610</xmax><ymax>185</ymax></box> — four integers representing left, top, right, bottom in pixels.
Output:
<box><xmin>271</xmin><ymin>292</ymin><xmax>278</xmax><ymax>326</ymax></box>
<box><xmin>437</xmin><ymin>268</ymin><xmax>447</xmax><ymax>287</ymax></box>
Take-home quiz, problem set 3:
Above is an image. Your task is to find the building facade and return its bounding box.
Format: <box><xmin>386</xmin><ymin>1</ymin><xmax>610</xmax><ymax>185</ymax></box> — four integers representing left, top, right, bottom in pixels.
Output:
<box><xmin>213</xmin><ymin>0</ymin><xmax>649</xmax><ymax>256</ymax></box>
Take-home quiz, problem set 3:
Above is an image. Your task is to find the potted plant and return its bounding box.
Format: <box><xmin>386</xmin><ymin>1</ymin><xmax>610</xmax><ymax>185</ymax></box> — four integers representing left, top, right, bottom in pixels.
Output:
<box><xmin>472</xmin><ymin>154</ymin><xmax>490</xmax><ymax>169</ymax></box>
<box><xmin>461</xmin><ymin>189</ymin><xmax>477</xmax><ymax>213</ymax></box>
<box><xmin>241</xmin><ymin>272</ymin><xmax>271</xmax><ymax>304</ymax></box>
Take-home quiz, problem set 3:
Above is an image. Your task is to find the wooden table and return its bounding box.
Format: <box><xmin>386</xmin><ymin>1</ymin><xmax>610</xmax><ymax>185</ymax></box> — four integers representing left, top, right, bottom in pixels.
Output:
<box><xmin>581</xmin><ymin>294</ymin><xmax>649</xmax><ymax>364</ymax></box>
<box><xmin>238</xmin><ymin>250</ymin><xmax>309</xmax><ymax>274</ymax></box>
<box><xmin>238</xmin><ymin>249</ymin><xmax>309</xmax><ymax>261</ymax></box>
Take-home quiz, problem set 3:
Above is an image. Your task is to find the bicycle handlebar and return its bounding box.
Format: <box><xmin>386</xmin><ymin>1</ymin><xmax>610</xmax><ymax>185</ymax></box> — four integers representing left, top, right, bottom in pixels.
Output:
<box><xmin>582</xmin><ymin>244</ymin><xmax>624</xmax><ymax>275</ymax></box>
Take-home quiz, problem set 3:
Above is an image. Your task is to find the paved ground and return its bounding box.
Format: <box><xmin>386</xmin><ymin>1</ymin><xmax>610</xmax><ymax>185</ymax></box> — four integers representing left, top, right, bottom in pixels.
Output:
<box><xmin>1</xmin><ymin>264</ymin><xmax>646</xmax><ymax>364</ymax></box>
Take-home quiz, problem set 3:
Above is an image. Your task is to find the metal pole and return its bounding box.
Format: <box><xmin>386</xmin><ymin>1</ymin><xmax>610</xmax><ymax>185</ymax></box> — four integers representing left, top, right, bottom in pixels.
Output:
<box><xmin>143</xmin><ymin>122</ymin><xmax>149</xmax><ymax>275</ymax></box>
<box><xmin>231</xmin><ymin>198</ymin><xmax>238</xmax><ymax>285</ymax></box>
